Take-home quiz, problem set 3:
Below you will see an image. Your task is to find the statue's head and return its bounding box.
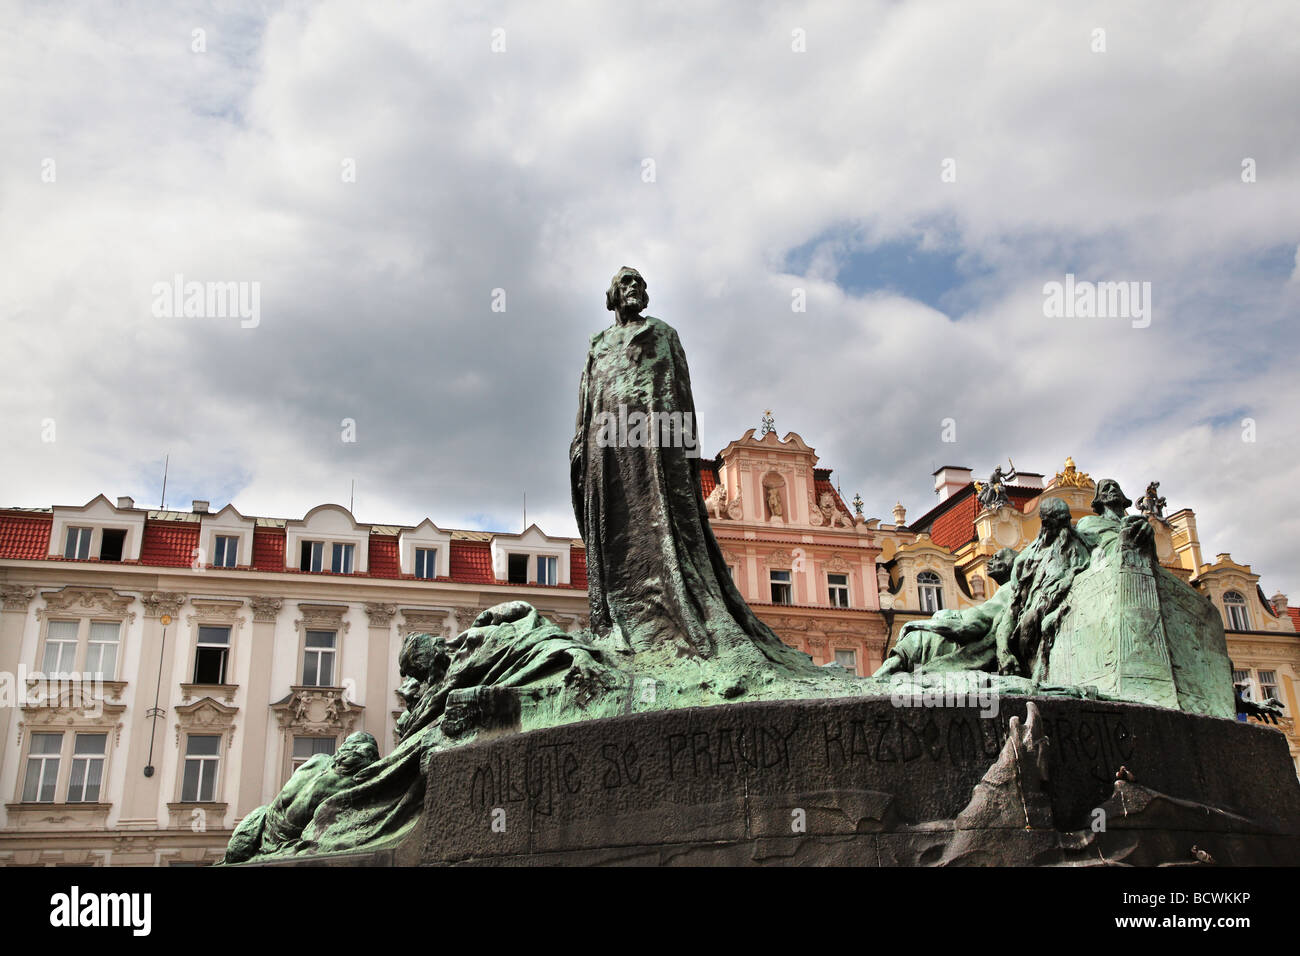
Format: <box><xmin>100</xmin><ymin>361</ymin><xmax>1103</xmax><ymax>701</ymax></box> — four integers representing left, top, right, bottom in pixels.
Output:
<box><xmin>606</xmin><ymin>266</ymin><xmax>648</xmax><ymax>316</ymax></box>
<box><xmin>332</xmin><ymin>731</ymin><xmax>379</xmax><ymax>775</ymax></box>
<box><xmin>987</xmin><ymin>547</ymin><xmax>1017</xmax><ymax>585</ymax></box>
<box><xmin>399</xmin><ymin>632</ymin><xmax>449</xmax><ymax>685</ymax></box>
<box><xmin>1091</xmin><ymin>478</ymin><xmax>1131</xmax><ymax>515</ymax></box>
<box><xmin>1038</xmin><ymin>496</ymin><xmax>1073</xmax><ymax>533</ymax></box>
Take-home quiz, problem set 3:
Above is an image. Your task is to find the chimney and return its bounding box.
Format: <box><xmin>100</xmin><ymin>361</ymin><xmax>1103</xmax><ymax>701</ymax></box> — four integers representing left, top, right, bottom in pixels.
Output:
<box><xmin>932</xmin><ymin>466</ymin><xmax>973</xmax><ymax>502</ymax></box>
<box><xmin>192</xmin><ymin>500</ymin><xmax>210</xmax><ymax>514</ymax></box>
<box><xmin>892</xmin><ymin>502</ymin><xmax>907</xmax><ymax>526</ymax></box>
<box><xmin>116</xmin><ymin>496</ymin><xmax>134</xmax><ymax>509</ymax></box>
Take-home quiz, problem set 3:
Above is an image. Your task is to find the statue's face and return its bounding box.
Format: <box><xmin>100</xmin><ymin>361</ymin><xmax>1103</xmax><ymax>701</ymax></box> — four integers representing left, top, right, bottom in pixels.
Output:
<box><xmin>615</xmin><ymin>270</ymin><xmax>647</xmax><ymax>314</ymax></box>
<box><xmin>987</xmin><ymin>548</ymin><xmax>1016</xmax><ymax>584</ymax></box>
<box><xmin>1096</xmin><ymin>479</ymin><xmax>1126</xmax><ymax>508</ymax></box>
<box><xmin>1039</xmin><ymin>498</ymin><xmax>1071</xmax><ymax>531</ymax></box>
<box><xmin>332</xmin><ymin>733</ymin><xmax>378</xmax><ymax>774</ymax></box>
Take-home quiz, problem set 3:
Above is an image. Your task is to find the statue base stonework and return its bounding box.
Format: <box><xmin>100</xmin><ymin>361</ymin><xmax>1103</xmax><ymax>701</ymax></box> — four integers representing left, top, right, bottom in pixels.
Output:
<box><xmin>257</xmin><ymin>696</ymin><xmax>1300</xmax><ymax>867</ymax></box>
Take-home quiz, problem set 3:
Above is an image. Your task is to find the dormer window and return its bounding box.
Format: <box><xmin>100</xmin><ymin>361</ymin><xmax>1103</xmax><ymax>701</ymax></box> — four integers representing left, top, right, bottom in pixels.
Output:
<box><xmin>331</xmin><ymin>543</ymin><xmax>355</xmax><ymax>574</ymax></box>
<box><xmin>99</xmin><ymin>529</ymin><xmax>126</xmax><ymax>561</ymax></box>
<box><xmin>1223</xmin><ymin>591</ymin><xmax>1250</xmax><ymax>631</ymax></box>
<box><xmin>507</xmin><ymin>554</ymin><xmax>529</xmax><ymax>584</ymax></box>
<box><xmin>415</xmin><ymin>548</ymin><xmax>437</xmax><ymax>580</ymax></box>
<box><xmin>537</xmin><ymin>555</ymin><xmax>558</xmax><ymax>586</ymax></box>
<box><xmin>301</xmin><ymin>541</ymin><xmax>324</xmax><ymax>572</ymax></box>
<box><xmin>918</xmin><ymin>571</ymin><xmax>944</xmax><ymax>613</ymax></box>
<box><xmin>64</xmin><ymin>527</ymin><xmax>92</xmax><ymax>559</ymax></box>
<box><xmin>214</xmin><ymin>535</ymin><xmax>238</xmax><ymax>568</ymax></box>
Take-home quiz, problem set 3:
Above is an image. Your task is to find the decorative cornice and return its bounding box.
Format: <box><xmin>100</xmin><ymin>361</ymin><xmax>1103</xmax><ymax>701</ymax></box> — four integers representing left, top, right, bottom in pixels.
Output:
<box><xmin>271</xmin><ymin>686</ymin><xmax>362</xmax><ymax>736</ymax></box>
<box><xmin>37</xmin><ymin>587</ymin><xmax>135</xmax><ymax>622</ymax></box>
<box><xmin>294</xmin><ymin>603</ymin><xmax>350</xmax><ymax>632</ymax></box>
<box><xmin>400</xmin><ymin>609</ymin><xmax>452</xmax><ymax>637</ymax></box>
<box><xmin>187</xmin><ymin>599</ymin><xmax>246</xmax><ymax>629</ymax></box>
<box><xmin>765</xmin><ymin>549</ymin><xmax>793</xmax><ymax>568</ymax></box>
<box><xmin>174</xmin><ymin>697</ymin><xmax>239</xmax><ymax>745</ymax></box>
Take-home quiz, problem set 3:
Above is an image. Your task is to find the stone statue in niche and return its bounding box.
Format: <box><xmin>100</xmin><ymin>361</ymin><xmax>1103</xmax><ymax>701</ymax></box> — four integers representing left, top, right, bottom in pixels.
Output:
<box><xmin>767</xmin><ymin>486</ymin><xmax>783</xmax><ymax>519</ymax></box>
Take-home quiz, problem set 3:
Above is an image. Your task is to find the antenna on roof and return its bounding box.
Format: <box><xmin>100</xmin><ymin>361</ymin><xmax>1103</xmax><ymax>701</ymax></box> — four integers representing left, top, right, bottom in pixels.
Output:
<box><xmin>160</xmin><ymin>454</ymin><xmax>169</xmax><ymax>509</ymax></box>
<box><xmin>523</xmin><ymin>491</ymin><xmax>527</xmax><ymax>531</ymax></box>
<box><xmin>350</xmin><ymin>479</ymin><xmax>355</xmax><ymax>514</ymax></box>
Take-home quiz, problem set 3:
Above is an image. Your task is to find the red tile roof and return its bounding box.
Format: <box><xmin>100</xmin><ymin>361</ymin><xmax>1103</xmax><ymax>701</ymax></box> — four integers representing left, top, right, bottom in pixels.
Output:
<box><xmin>139</xmin><ymin>520</ymin><xmax>199</xmax><ymax>568</ymax></box>
<box><xmin>698</xmin><ymin>459</ymin><xmax>720</xmax><ymax>498</ymax></box>
<box><xmin>252</xmin><ymin>527</ymin><xmax>286</xmax><ymax>571</ymax></box>
<box><xmin>570</xmin><ymin>546</ymin><xmax>588</xmax><ymax>589</ymax></box>
<box><xmin>0</xmin><ymin>512</ymin><xmax>52</xmax><ymax>559</ymax></box>
<box><xmin>449</xmin><ymin>539</ymin><xmax>495</xmax><ymax>584</ymax></box>
<box><xmin>813</xmin><ymin>476</ymin><xmax>851</xmax><ymax>518</ymax></box>
<box><xmin>367</xmin><ymin>535</ymin><xmax>400</xmax><ymax>578</ymax></box>
<box><xmin>917</xmin><ymin>484</ymin><xmax>1041</xmax><ymax>550</ymax></box>
<box><xmin>1289</xmin><ymin>606</ymin><xmax>1300</xmax><ymax>631</ymax></box>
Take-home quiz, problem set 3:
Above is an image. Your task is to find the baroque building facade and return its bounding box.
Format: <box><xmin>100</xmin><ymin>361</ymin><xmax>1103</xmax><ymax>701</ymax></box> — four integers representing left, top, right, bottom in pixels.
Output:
<box><xmin>0</xmin><ymin>440</ymin><xmax>1294</xmax><ymax>865</ymax></box>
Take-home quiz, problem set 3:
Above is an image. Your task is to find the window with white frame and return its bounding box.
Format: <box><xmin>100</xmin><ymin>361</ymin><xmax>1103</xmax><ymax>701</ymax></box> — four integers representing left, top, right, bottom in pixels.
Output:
<box><xmin>181</xmin><ymin>735</ymin><xmax>221</xmax><ymax>802</ymax></box>
<box><xmin>1232</xmin><ymin>668</ymin><xmax>1253</xmax><ymax>701</ymax></box>
<box><xmin>67</xmin><ymin>733</ymin><xmax>107</xmax><ymax>802</ymax></box>
<box><xmin>213</xmin><ymin>535</ymin><xmax>238</xmax><ymax>568</ymax></box>
<box><xmin>835</xmin><ymin>649</ymin><xmax>858</xmax><ymax>674</ymax></box>
<box><xmin>1223</xmin><ymin>591</ymin><xmax>1250</xmax><ymax>631</ymax></box>
<box><xmin>302</xmin><ymin>630</ymin><xmax>337</xmax><ymax>687</ymax></box>
<box><xmin>292</xmin><ymin>736</ymin><xmax>337</xmax><ymax>774</ymax></box>
<box><xmin>193</xmin><ymin>625</ymin><xmax>231</xmax><ymax>684</ymax></box>
<box><xmin>415</xmin><ymin>547</ymin><xmax>437</xmax><ymax>580</ymax></box>
<box><xmin>537</xmin><ymin>555</ymin><xmax>558</xmax><ymax>586</ymax></box>
<box><xmin>99</xmin><ymin>529</ymin><xmax>126</xmax><ymax>561</ymax></box>
<box><xmin>42</xmin><ymin>620</ymin><xmax>80</xmax><ymax>675</ymax></box>
<box><xmin>64</xmin><ymin>526</ymin><xmax>92</xmax><ymax>560</ymax></box>
<box><xmin>300</xmin><ymin>540</ymin><xmax>324</xmax><ymax>572</ymax></box>
<box><xmin>1258</xmin><ymin>670</ymin><xmax>1279</xmax><ymax>701</ymax></box>
<box><xmin>770</xmin><ymin>569</ymin><xmax>792</xmax><ymax>605</ymax></box>
<box><xmin>828</xmin><ymin>573</ymin><xmax>850</xmax><ymax>608</ymax></box>
<box><xmin>331</xmin><ymin>543</ymin><xmax>355</xmax><ymax>574</ymax></box>
<box><xmin>918</xmin><ymin>571</ymin><xmax>944</xmax><ymax>613</ymax></box>
<box><xmin>85</xmin><ymin>621</ymin><xmax>121</xmax><ymax>680</ymax></box>
<box><xmin>21</xmin><ymin>733</ymin><xmax>63</xmax><ymax>802</ymax></box>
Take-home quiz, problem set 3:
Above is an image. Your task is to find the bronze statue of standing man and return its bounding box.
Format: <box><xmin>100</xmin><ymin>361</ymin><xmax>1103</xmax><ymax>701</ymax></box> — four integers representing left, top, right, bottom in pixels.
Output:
<box><xmin>571</xmin><ymin>268</ymin><xmax>807</xmax><ymax>672</ymax></box>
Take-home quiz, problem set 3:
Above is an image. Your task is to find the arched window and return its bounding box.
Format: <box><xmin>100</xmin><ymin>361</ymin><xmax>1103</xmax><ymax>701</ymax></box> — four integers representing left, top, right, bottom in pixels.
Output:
<box><xmin>1223</xmin><ymin>591</ymin><xmax>1250</xmax><ymax>631</ymax></box>
<box><xmin>918</xmin><ymin>571</ymin><xmax>944</xmax><ymax>613</ymax></box>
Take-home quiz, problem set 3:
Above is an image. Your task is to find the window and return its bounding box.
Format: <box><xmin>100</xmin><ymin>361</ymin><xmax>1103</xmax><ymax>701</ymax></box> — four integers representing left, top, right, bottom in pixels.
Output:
<box><xmin>300</xmin><ymin>540</ymin><xmax>324</xmax><ymax>572</ymax></box>
<box><xmin>1223</xmin><ymin>591</ymin><xmax>1250</xmax><ymax>631</ymax></box>
<box><xmin>181</xmin><ymin>735</ymin><xmax>221</xmax><ymax>802</ymax></box>
<box><xmin>727</xmin><ymin>565</ymin><xmax>737</xmax><ymax>582</ymax></box>
<box><xmin>193</xmin><ymin>626</ymin><xmax>230</xmax><ymax>684</ymax></box>
<box><xmin>292</xmin><ymin>736</ymin><xmax>336</xmax><ymax>774</ymax></box>
<box><xmin>537</xmin><ymin>555</ymin><xmax>558</xmax><ymax>586</ymax></box>
<box><xmin>43</xmin><ymin>620</ymin><xmax>79</xmax><ymax>675</ymax></box>
<box><xmin>331</xmin><ymin>543</ymin><xmax>355</xmax><ymax>574</ymax></box>
<box><xmin>86</xmin><ymin>621</ymin><xmax>120</xmax><ymax>680</ymax></box>
<box><xmin>1259</xmin><ymin>670</ymin><xmax>1279</xmax><ymax>701</ymax></box>
<box><xmin>67</xmin><ymin>733</ymin><xmax>107</xmax><ymax>803</ymax></box>
<box><xmin>302</xmin><ymin>630</ymin><xmax>336</xmax><ymax>687</ymax></box>
<box><xmin>835</xmin><ymin>649</ymin><xmax>858</xmax><ymax>674</ymax></box>
<box><xmin>507</xmin><ymin>554</ymin><xmax>529</xmax><ymax>584</ymax></box>
<box><xmin>99</xmin><ymin>528</ymin><xmax>126</xmax><ymax>561</ymax></box>
<box><xmin>214</xmin><ymin>535</ymin><xmax>238</xmax><ymax>568</ymax></box>
<box><xmin>918</xmin><ymin>571</ymin><xmax>944</xmax><ymax>613</ymax></box>
<box><xmin>21</xmin><ymin>733</ymin><xmax>62</xmax><ymax>802</ymax></box>
<box><xmin>828</xmin><ymin>573</ymin><xmax>850</xmax><ymax>608</ymax></box>
<box><xmin>64</xmin><ymin>527</ymin><xmax>91</xmax><ymax>560</ymax></box>
<box><xmin>770</xmin><ymin>569</ymin><xmax>792</xmax><ymax>605</ymax></box>
<box><xmin>415</xmin><ymin>547</ymin><xmax>437</xmax><ymax>580</ymax></box>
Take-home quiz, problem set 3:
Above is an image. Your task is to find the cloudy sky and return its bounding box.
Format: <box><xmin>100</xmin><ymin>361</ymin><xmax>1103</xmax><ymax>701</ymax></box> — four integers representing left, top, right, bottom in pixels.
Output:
<box><xmin>2</xmin><ymin>1</ymin><xmax>1297</xmax><ymax>596</ymax></box>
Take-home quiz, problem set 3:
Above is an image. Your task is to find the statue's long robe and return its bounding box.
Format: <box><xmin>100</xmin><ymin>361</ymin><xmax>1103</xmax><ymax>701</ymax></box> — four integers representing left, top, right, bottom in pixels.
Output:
<box><xmin>571</xmin><ymin>315</ymin><xmax>805</xmax><ymax>668</ymax></box>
